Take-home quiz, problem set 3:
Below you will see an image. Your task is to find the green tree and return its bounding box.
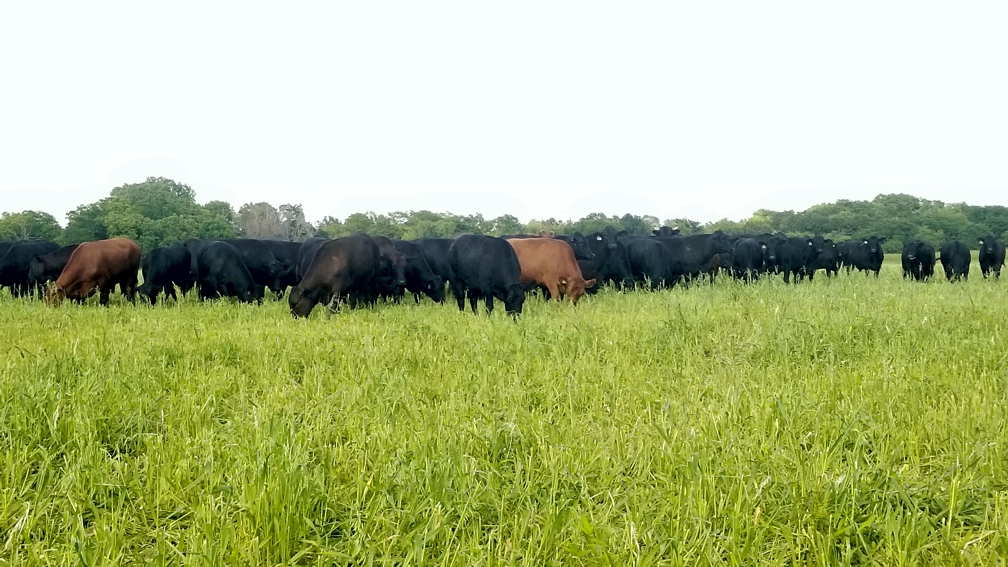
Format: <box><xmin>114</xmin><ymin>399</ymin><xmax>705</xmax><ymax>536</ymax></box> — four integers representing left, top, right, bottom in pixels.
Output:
<box><xmin>0</xmin><ymin>210</ymin><xmax>64</xmax><ymax>241</ymax></box>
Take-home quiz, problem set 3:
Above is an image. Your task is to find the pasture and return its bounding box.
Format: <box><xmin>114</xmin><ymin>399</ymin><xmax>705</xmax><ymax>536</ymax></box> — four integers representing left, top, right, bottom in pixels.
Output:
<box><xmin>2</xmin><ymin>257</ymin><xmax>1007</xmax><ymax>564</ymax></box>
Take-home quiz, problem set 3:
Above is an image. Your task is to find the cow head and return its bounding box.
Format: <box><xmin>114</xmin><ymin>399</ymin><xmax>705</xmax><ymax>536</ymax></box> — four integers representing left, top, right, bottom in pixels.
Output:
<box><xmin>979</xmin><ymin>235</ymin><xmax>997</xmax><ymax>257</ymax></box>
<box><xmin>710</xmin><ymin>230</ymin><xmax>733</xmax><ymax>254</ymax></box>
<box><xmin>45</xmin><ymin>283</ymin><xmax>65</xmax><ymax>307</ymax></box>
<box><xmin>27</xmin><ymin>255</ymin><xmax>46</xmax><ymax>286</ymax></box>
<box><xmin>426</xmin><ymin>275</ymin><xmax>445</xmax><ymax>303</ymax></box>
<box><xmin>652</xmin><ymin>226</ymin><xmax>681</xmax><ymax>237</ymax></box>
<box><xmin>811</xmin><ymin>235</ymin><xmax>825</xmax><ymax>255</ymax></box>
<box><xmin>288</xmin><ymin>286</ymin><xmax>315</xmax><ymax>317</ymax></box>
<box><xmin>561</xmin><ymin>277</ymin><xmax>597</xmax><ymax>305</ymax></box>
<box><xmin>537</xmin><ymin>230</ymin><xmax>555</xmax><ymax>238</ymax></box>
<box><xmin>865</xmin><ymin>236</ymin><xmax>882</xmax><ymax>255</ymax></box>
<box><xmin>576</xmin><ymin>233</ymin><xmax>597</xmax><ymax>260</ymax></box>
<box><xmin>504</xmin><ymin>283</ymin><xmax>526</xmax><ymax>316</ymax></box>
<box><xmin>593</xmin><ymin>229</ymin><xmax>619</xmax><ymax>251</ymax></box>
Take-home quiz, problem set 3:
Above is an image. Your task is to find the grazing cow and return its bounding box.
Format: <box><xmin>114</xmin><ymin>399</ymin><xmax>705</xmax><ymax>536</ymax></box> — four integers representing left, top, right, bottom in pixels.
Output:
<box><xmin>289</xmin><ymin>233</ymin><xmax>381</xmax><ymax>317</ymax></box>
<box><xmin>222</xmin><ymin>239</ymin><xmax>284</xmax><ymax>297</ymax></box>
<box><xmin>506</xmin><ymin>237</ymin><xmax>596</xmax><ymax>305</ymax></box>
<box><xmin>263</xmin><ymin>240</ymin><xmax>303</xmax><ymax>297</ymax></box>
<box><xmin>977</xmin><ymin>235</ymin><xmax>1006</xmax><ymax>279</ymax></box>
<box><xmin>939</xmin><ymin>240</ymin><xmax>971</xmax><ymax>282</ymax></box>
<box><xmin>372</xmin><ymin>235</ymin><xmax>408</xmax><ymax>294</ymax></box>
<box><xmin>296</xmin><ymin>237</ymin><xmax>328</xmax><ymax>282</ymax></box>
<box><xmin>412</xmin><ymin>238</ymin><xmax>455</xmax><ymax>284</ymax></box>
<box><xmin>839</xmin><ymin>237</ymin><xmax>886</xmax><ymax>276</ymax></box>
<box><xmin>730</xmin><ymin>238</ymin><xmax>767</xmax><ymax>282</ymax></box>
<box><xmin>47</xmin><ymin>238</ymin><xmax>141</xmax><ymax>306</ymax></box>
<box><xmin>449</xmin><ymin>234</ymin><xmax>525</xmax><ymax>316</ymax></box>
<box><xmin>652</xmin><ymin>226</ymin><xmax>681</xmax><ymax>237</ymax></box>
<box><xmin>28</xmin><ymin>244</ymin><xmax>80</xmax><ymax>288</ymax></box>
<box><xmin>138</xmin><ymin>244</ymin><xmax>194</xmax><ymax>304</ymax></box>
<box><xmin>809</xmin><ymin>239</ymin><xmax>840</xmax><ymax>278</ymax></box>
<box><xmin>656</xmin><ymin>230</ymin><xmax>734</xmax><ymax>285</ymax></box>
<box><xmin>0</xmin><ymin>240</ymin><xmax>61</xmax><ymax>296</ymax></box>
<box><xmin>901</xmin><ymin>240</ymin><xmax>936</xmax><ymax>282</ymax></box>
<box><xmin>194</xmin><ymin>241</ymin><xmax>262</xmax><ymax>303</ymax></box>
<box><xmin>392</xmin><ymin>239</ymin><xmax>445</xmax><ymax>303</ymax></box>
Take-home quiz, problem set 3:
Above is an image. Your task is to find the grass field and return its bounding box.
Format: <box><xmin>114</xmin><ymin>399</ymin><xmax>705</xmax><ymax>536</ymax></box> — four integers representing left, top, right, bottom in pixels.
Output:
<box><xmin>2</xmin><ymin>256</ymin><xmax>1007</xmax><ymax>564</ymax></box>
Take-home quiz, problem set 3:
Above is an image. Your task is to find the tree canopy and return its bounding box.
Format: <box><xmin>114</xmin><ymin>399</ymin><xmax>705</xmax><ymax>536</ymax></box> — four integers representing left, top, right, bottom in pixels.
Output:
<box><xmin>2</xmin><ymin>178</ymin><xmax>1006</xmax><ymax>254</ymax></box>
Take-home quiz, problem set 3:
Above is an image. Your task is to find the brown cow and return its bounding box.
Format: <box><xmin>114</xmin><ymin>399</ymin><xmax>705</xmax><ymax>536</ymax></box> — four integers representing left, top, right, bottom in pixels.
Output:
<box><xmin>506</xmin><ymin>237</ymin><xmax>596</xmax><ymax>305</ymax></box>
<box><xmin>47</xmin><ymin>238</ymin><xmax>141</xmax><ymax>306</ymax></box>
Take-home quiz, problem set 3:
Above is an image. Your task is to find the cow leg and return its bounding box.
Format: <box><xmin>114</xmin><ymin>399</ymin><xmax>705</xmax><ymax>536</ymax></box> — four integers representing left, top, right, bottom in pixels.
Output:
<box><xmin>484</xmin><ymin>295</ymin><xmax>494</xmax><ymax>316</ymax></box>
<box><xmin>469</xmin><ymin>292</ymin><xmax>480</xmax><ymax>315</ymax></box>
<box><xmin>99</xmin><ymin>286</ymin><xmax>111</xmax><ymax>307</ymax></box>
<box><xmin>545</xmin><ymin>281</ymin><xmax>560</xmax><ymax>302</ymax></box>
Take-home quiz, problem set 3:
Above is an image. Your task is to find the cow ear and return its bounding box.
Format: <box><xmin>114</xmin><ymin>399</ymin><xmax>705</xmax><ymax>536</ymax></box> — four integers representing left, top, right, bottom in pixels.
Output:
<box><xmin>617</xmin><ymin>230</ymin><xmax>628</xmax><ymax>237</ymax></box>
<box><xmin>652</xmin><ymin>230</ymin><xmax>659</xmax><ymax>236</ymax></box>
<box><xmin>879</xmin><ymin>237</ymin><xmax>887</xmax><ymax>243</ymax></box>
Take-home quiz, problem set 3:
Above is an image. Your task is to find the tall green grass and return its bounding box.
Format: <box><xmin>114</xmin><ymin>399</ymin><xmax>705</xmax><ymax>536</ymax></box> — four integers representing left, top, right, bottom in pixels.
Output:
<box><xmin>1</xmin><ymin>258</ymin><xmax>1006</xmax><ymax>564</ymax></box>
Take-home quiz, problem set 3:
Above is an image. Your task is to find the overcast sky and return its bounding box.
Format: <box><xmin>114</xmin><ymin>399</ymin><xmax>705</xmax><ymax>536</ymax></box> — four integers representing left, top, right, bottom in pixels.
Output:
<box><xmin>1</xmin><ymin>2</ymin><xmax>1006</xmax><ymax>225</ymax></box>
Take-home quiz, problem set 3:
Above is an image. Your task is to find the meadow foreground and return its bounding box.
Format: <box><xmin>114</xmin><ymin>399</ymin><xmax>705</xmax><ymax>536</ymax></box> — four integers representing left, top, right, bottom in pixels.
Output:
<box><xmin>1</xmin><ymin>266</ymin><xmax>1007</xmax><ymax>564</ymax></box>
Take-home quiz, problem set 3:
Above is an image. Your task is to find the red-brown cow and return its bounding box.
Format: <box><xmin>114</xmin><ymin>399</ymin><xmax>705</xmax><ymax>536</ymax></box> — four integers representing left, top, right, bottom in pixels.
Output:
<box><xmin>47</xmin><ymin>238</ymin><xmax>141</xmax><ymax>306</ymax></box>
<box><xmin>506</xmin><ymin>237</ymin><xmax>596</xmax><ymax>305</ymax></box>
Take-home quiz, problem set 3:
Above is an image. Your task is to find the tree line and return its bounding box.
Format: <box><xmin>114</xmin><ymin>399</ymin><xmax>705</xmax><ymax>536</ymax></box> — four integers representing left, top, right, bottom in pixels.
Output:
<box><xmin>2</xmin><ymin>177</ymin><xmax>1006</xmax><ymax>254</ymax></box>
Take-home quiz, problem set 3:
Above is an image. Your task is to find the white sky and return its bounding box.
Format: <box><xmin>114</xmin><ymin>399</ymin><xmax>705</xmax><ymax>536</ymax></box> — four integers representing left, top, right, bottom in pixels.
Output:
<box><xmin>1</xmin><ymin>2</ymin><xmax>1006</xmax><ymax>225</ymax></box>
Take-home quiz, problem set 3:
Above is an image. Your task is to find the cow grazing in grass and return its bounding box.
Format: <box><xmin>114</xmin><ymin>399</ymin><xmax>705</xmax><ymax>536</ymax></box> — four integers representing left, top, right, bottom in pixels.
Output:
<box><xmin>506</xmin><ymin>237</ymin><xmax>596</xmax><ymax>305</ymax></box>
<box><xmin>289</xmin><ymin>233</ymin><xmax>381</xmax><ymax>317</ymax></box>
<box><xmin>47</xmin><ymin>238</ymin><xmax>141</xmax><ymax>306</ymax></box>
<box><xmin>449</xmin><ymin>235</ymin><xmax>525</xmax><ymax>316</ymax></box>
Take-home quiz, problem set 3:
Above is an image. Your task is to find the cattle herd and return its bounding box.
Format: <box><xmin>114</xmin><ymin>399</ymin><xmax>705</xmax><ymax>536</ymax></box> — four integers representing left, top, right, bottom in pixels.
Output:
<box><xmin>0</xmin><ymin>227</ymin><xmax>1004</xmax><ymax>317</ymax></box>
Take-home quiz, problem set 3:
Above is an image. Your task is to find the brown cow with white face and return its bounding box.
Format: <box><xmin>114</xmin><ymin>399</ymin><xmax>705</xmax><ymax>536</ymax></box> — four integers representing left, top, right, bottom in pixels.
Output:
<box><xmin>47</xmin><ymin>238</ymin><xmax>141</xmax><ymax>306</ymax></box>
<box><xmin>506</xmin><ymin>237</ymin><xmax>596</xmax><ymax>305</ymax></box>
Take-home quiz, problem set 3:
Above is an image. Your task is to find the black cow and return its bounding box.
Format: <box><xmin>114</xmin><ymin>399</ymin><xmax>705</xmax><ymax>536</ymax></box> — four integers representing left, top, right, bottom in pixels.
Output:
<box><xmin>28</xmin><ymin>244</ymin><xmax>80</xmax><ymax>288</ymax></box>
<box><xmin>901</xmin><ymin>240</ymin><xmax>935</xmax><ymax>282</ymax></box>
<box><xmin>808</xmin><ymin>239</ymin><xmax>840</xmax><ymax>278</ymax></box>
<box><xmin>412</xmin><ymin>238</ymin><xmax>455</xmax><ymax>283</ymax></box>
<box><xmin>658</xmin><ymin>230</ymin><xmax>734</xmax><ymax>284</ymax></box>
<box><xmin>194</xmin><ymin>241</ymin><xmax>262</xmax><ymax>303</ymax></box>
<box><xmin>977</xmin><ymin>235</ymin><xmax>1006</xmax><ymax>280</ymax></box>
<box><xmin>778</xmin><ymin>236</ymin><xmax>818</xmax><ymax>283</ymax></box>
<box><xmin>448</xmin><ymin>234</ymin><xmax>525</xmax><ymax>316</ymax></box>
<box><xmin>730</xmin><ymin>238</ymin><xmax>767</xmax><ymax>282</ymax></box>
<box><xmin>580</xmin><ymin>227</ymin><xmax>633</xmax><ymax>293</ymax></box>
<box><xmin>623</xmin><ymin>237</ymin><xmax>670</xmax><ymax>289</ymax></box>
<box><xmin>0</xmin><ymin>240</ymin><xmax>61</xmax><ymax>296</ymax></box>
<box><xmin>839</xmin><ymin>237</ymin><xmax>886</xmax><ymax>276</ymax></box>
<box><xmin>939</xmin><ymin>240</ymin><xmax>971</xmax><ymax>282</ymax></box>
<box><xmin>289</xmin><ymin>233</ymin><xmax>381</xmax><ymax>317</ymax></box>
<box><xmin>392</xmin><ymin>240</ymin><xmax>445</xmax><ymax>303</ymax></box>
<box><xmin>263</xmin><ymin>240</ymin><xmax>302</xmax><ymax>297</ymax></box>
<box><xmin>296</xmin><ymin>237</ymin><xmax>329</xmax><ymax>282</ymax></box>
<box><xmin>138</xmin><ymin>244</ymin><xmax>194</xmax><ymax>304</ymax></box>
<box><xmin>222</xmin><ymin>239</ymin><xmax>284</xmax><ymax>297</ymax></box>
